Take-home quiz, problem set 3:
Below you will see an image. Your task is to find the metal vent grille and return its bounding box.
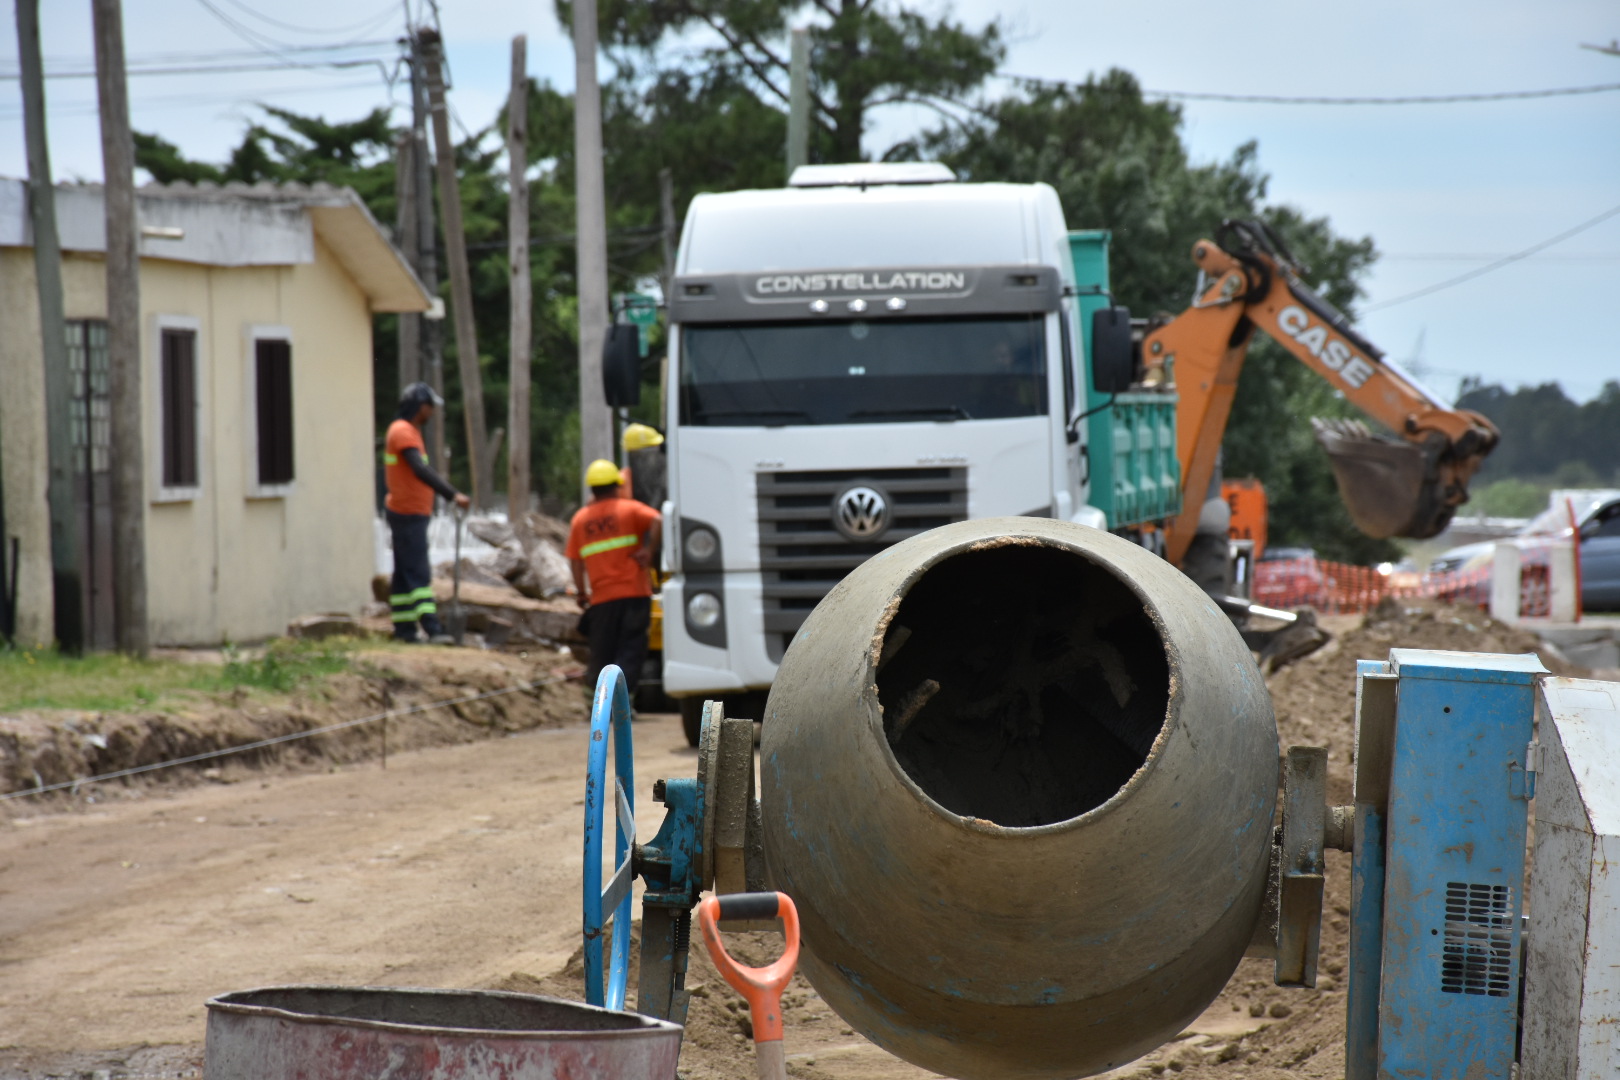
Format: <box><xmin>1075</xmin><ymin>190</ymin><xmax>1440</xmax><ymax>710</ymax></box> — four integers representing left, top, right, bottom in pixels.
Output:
<box><xmin>757</xmin><ymin>468</ymin><xmax>967</xmax><ymax>660</ymax></box>
<box><xmin>1440</xmin><ymin>881</ymin><xmax>1514</xmax><ymax>997</ymax></box>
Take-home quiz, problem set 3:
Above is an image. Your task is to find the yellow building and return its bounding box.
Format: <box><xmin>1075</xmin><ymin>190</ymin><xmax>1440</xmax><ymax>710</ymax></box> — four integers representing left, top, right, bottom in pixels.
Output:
<box><xmin>0</xmin><ymin>179</ymin><xmax>431</xmax><ymax>647</ymax></box>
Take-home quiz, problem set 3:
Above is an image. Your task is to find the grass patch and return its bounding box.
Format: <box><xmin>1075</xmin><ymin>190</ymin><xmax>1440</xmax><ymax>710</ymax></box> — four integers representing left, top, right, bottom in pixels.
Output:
<box><xmin>0</xmin><ymin>638</ymin><xmax>362</xmax><ymax>712</ymax></box>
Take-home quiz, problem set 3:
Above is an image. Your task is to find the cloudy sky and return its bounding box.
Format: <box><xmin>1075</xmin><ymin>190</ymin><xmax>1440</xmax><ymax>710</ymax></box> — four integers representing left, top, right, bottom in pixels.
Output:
<box><xmin>3</xmin><ymin>0</ymin><xmax>1616</xmax><ymax>403</ymax></box>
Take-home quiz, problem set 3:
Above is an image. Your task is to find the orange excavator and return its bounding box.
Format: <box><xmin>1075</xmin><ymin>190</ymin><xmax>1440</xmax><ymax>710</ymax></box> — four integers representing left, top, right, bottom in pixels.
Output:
<box><xmin>1148</xmin><ymin>219</ymin><xmax>1499</xmax><ymax>567</ymax></box>
<box><xmin>1145</xmin><ymin>220</ymin><xmax>1500</xmax><ymax>664</ymax></box>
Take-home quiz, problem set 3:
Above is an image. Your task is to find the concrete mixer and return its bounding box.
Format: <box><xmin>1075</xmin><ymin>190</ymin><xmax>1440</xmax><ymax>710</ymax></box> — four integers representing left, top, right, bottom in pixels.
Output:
<box><xmin>580</xmin><ymin>516</ymin><xmax>1620</xmax><ymax>1079</ymax></box>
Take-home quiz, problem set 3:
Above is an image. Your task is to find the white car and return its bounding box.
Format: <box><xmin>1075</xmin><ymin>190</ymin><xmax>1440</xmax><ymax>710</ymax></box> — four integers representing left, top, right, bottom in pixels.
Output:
<box><xmin>1428</xmin><ymin>492</ymin><xmax>1620</xmax><ymax>612</ymax></box>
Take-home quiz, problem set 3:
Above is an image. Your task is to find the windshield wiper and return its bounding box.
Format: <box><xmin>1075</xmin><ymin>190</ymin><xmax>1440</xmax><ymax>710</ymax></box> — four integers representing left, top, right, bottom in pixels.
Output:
<box><xmin>693</xmin><ymin>408</ymin><xmax>812</xmax><ymax>424</ymax></box>
<box><xmin>848</xmin><ymin>406</ymin><xmax>972</xmax><ymax>422</ymax></box>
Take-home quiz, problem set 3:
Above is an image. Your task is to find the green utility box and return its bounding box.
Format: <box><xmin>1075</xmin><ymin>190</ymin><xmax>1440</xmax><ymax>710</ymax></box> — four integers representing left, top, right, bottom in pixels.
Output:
<box><xmin>1067</xmin><ymin>230</ymin><xmax>1182</xmax><ymax>531</ymax></box>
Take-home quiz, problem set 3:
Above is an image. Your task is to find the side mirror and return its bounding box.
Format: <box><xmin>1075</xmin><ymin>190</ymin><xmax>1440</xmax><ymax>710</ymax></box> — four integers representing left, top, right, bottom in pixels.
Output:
<box><xmin>1090</xmin><ymin>306</ymin><xmax>1135</xmax><ymax>395</ymax></box>
<box><xmin>603</xmin><ymin>324</ymin><xmax>641</xmax><ymax>407</ymax></box>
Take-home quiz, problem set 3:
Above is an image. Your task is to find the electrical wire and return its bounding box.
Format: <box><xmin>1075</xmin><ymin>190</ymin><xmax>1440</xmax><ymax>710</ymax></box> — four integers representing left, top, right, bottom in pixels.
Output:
<box><xmin>1382</xmin><ymin>253</ymin><xmax>1620</xmax><ymax>262</ymax></box>
<box><xmin>191</xmin><ymin>0</ymin><xmax>397</xmax><ymax>75</ymax></box>
<box><xmin>0</xmin><ymin>42</ymin><xmax>398</xmax><ymax>80</ymax></box>
<box><xmin>1365</xmin><ymin>201</ymin><xmax>1620</xmax><ymax>312</ymax></box>
<box><xmin>0</xmin><ymin>80</ymin><xmax>389</xmax><ymax>120</ymax></box>
<box><xmin>998</xmin><ymin>72</ymin><xmax>1620</xmax><ymax>105</ymax></box>
<box><xmin>5</xmin><ymin>59</ymin><xmax>393</xmax><ymax>81</ymax></box>
<box><xmin>0</xmin><ymin>672</ymin><xmax>571</xmax><ymax>802</ymax></box>
<box><xmin>212</xmin><ymin>0</ymin><xmax>400</xmax><ymax>37</ymax></box>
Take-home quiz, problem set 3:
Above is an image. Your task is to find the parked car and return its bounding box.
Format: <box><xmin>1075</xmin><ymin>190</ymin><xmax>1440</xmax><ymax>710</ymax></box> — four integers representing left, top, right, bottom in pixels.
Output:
<box><xmin>1427</xmin><ymin>494</ymin><xmax>1620</xmax><ymax>612</ymax></box>
<box><xmin>1579</xmin><ymin>499</ymin><xmax>1620</xmax><ymax>611</ymax></box>
<box><xmin>1254</xmin><ymin>546</ymin><xmax>1326</xmax><ymax>608</ymax></box>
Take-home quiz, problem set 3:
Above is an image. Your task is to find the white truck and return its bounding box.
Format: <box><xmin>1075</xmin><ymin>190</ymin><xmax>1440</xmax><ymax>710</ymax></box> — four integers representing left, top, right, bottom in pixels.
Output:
<box><xmin>650</xmin><ymin>163</ymin><xmax>1147</xmax><ymax>742</ymax></box>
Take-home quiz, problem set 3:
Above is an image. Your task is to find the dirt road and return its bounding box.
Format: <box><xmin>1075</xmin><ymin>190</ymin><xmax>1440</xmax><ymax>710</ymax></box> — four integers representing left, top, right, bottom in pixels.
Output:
<box><xmin>0</xmin><ymin>713</ymin><xmax>939</xmax><ymax>1079</ymax></box>
<box><xmin>1</xmin><ymin>602</ymin><xmax>1575</xmax><ymax>1079</ymax></box>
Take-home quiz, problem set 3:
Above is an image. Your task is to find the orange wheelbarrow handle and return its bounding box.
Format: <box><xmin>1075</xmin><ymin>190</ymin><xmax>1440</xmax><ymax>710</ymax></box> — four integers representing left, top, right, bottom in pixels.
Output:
<box><xmin>696</xmin><ymin>891</ymin><xmax>801</xmax><ymax>1047</ymax></box>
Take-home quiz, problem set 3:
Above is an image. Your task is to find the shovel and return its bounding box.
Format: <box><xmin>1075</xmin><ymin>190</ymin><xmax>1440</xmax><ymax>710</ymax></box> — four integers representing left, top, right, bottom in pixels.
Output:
<box><xmin>697</xmin><ymin>891</ymin><xmax>801</xmax><ymax>1080</ymax></box>
<box><xmin>445</xmin><ymin>508</ymin><xmax>467</xmax><ymax>646</ymax></box>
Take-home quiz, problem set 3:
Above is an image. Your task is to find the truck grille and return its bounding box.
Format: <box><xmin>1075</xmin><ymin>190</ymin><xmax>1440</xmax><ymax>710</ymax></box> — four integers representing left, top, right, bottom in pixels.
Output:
<box><xmin>758</xmin><ymin>467</ymin><xmax>967</xmax><ymax>660</ymax></box>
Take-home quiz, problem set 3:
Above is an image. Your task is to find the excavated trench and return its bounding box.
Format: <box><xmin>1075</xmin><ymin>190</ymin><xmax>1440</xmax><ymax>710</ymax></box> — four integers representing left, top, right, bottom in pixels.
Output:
<box><xmin>875</xmin><ymin>543</ymin><xmax>1169</xmax><ymax>827</ymax></box>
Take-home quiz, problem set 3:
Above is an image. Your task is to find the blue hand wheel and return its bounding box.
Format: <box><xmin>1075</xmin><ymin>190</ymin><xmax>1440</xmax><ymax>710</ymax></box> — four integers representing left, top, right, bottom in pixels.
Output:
<box><xmin>583</xmin><ymin>664</ymin><xmax>636</xmax><ymax>1010</ymax></box>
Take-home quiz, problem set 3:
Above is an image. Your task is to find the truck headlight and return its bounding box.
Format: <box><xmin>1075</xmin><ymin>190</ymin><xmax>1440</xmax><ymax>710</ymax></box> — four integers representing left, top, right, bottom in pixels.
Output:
<box><xmin>685</xmin><ymin>527</ymin><xmax>719</xmax><ymax>563</ymax></box>
<box><xmin>687</xmin><ymin>592</ymin><xmax>722</xmax><ymax>629</ymax></box>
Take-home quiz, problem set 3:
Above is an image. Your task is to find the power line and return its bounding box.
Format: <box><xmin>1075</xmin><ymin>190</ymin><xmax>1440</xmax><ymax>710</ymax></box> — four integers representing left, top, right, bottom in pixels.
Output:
<box><xmin>1365</xmin><ymin>202</ymin><xmax>1620</xmax><ymax>312</ymax></box>
<box><xmin>2</xmin><ymin>59</ymin><xmax>392</xmax><ymax>81</ymax></box>
<box><xmin>998</xmin><ymin>72</ymin><xmax>1620</xmax><ymax>105</ymax></box>
<box><xmin>213</xmin><ymin>0</ymin><xmax>399</xmax><ymax>37</ymax></box>
<box><xmin>0</xmin><ymin>79</ymin><xmax>388</xmax><ymax>120</ymax></box>
<box><xmin>21</xmin><ymin>41</ymin><xmax>398</xmax><ymax>68</ymax></box>
<box><xmin>190</xmin><ymin>0</ymin><xmax>398</xmax><ymax>73</ymax></box>
<box><xmin>1382</xmin><ymin>252</ymin><xmax>1620</xmax><ymax>263</ymax></box>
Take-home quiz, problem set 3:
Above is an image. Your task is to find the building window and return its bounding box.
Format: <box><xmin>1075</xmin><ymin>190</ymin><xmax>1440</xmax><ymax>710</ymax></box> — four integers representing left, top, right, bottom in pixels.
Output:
<box><xmin>247</xmin><ymin>328</ymin><xmax>295</xmax><ymax>496</ymax></box>
<box><xmin>160</xmin><ymin>326</ymin><xmax>199</xmax><ymax>490</ymax></box>
<box><xmin>66</xmin><ymin>320</ymin><xmax>110</xmax><ymax>477</ymax></box>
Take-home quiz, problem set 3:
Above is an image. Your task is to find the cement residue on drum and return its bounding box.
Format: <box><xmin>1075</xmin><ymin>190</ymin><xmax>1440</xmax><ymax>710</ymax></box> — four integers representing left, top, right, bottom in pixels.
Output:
<box><xmin>875</xmin><ymin>543</ymin><xmax>1169</xmax><ymax>827</ymax></box>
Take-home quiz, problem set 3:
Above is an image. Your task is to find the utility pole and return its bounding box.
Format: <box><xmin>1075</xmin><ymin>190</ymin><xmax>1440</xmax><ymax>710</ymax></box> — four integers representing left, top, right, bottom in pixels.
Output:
<box><xmin>573</xmin><ymin>0</ymin><xmax>612</xmax><ymax>485</ymax></box>
<box><xmin>787</xmin><ymin>28</ymin><xmax>811</xmax><ymax>177</ymax></box>
<box><xmin>419</xmin><ymin>29</ymin><xmax>493</xmax><ymax>509</ymax></box>
<box><xmin>92</xmin><ymin>0</ymin><xmax>147</xmax><ymax>657</ymax></box>
<box><xmin>658</xmin><ymin>166</ymin><xmax>677</xmax><ymax>297</ymax></box>
<box><xmin>17</xmin><ymin>0</ymin><xmax>83</xmax><ymax>653</ymax></box>
<box><xmin>394</xmin><ymin>130</ymin><xmax>421</xmax><ymax>391</ymax></box>
<box><xmin>506</xmin><ymin>34</ymin><xmax>532</xmax><ymax>518</ymax></box>
<box><xmin>410</xmin><ymin>37</ymin><xmax>445</xmax><ymax>473</ymax></box>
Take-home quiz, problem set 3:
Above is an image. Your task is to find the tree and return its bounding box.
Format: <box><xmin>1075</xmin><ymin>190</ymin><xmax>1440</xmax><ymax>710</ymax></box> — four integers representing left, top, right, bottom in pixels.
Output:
<box><xmin>1457</xmin><ymin>378</ymin><xmax>1620</xmax><ymax>486</ymax></box>
<box><xmin>557</xmin><ymin>0</ymin><xmax>1003</xmax><ymax>165</ymax></box>
<box><xmin>917</xmin><ymin>70</ymin><xmax>1394</xmax><ymax>563</ymax></box>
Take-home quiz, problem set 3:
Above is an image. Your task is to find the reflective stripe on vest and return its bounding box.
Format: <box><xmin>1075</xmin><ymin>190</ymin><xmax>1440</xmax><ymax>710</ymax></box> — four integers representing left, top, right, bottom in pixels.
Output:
<box><xmin>384</xmin><ymin>452</ymin><xmax>399</xmax><ymax>465</ymax></box>
<box><xmin>579</xmin><ymin>534</ymin><xmax>639</xmax><ymax>558</ymax></box>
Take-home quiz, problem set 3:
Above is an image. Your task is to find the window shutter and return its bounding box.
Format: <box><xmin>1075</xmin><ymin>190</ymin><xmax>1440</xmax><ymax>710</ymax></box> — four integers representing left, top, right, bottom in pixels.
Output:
<box><xmin>255</xmin><ymin>339</ymin><xmax>294</xmax><ymax>485</ymax></box>
<box><xmin>161</xmin><ymin>329</ymin><xmax>198</xmax><ymax>488</ymax></box>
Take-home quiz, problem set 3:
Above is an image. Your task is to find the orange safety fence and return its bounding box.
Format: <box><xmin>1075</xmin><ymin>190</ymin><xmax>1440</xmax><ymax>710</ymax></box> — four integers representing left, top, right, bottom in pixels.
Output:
<box><xmin>1251</xmin><ymin>547</ymin><xmax>1560</xmax><ymax>618</ymax></box>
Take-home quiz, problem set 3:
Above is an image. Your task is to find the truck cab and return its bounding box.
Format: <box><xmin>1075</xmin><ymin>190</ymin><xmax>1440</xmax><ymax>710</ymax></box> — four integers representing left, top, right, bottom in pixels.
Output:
<box><xmin>658</xmin><ymin>164</ymin><xmax>1170</xmax><ymax>733</ymax></box>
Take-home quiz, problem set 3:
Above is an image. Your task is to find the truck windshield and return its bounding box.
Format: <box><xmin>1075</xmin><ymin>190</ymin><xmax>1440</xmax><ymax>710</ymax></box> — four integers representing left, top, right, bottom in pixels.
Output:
<box><xmin>679</xmin><ymin>315</ymin><xmax>1047</xmax><ymax>427</ymax></box>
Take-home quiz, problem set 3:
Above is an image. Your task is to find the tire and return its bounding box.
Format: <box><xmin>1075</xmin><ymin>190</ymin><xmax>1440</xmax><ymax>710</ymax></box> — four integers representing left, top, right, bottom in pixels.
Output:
<box><xmin>678</xmin><ymin>697</ymin><xmax>704</xmax><ymax>747</ymax></box>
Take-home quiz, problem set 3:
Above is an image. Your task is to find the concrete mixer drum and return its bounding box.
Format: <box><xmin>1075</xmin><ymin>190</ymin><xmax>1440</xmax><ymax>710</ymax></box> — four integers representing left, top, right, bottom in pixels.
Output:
<box><xmin>759</xmin><ymin>517</ymin><xmax>1280</xmax><ymax>1080</ymax></box>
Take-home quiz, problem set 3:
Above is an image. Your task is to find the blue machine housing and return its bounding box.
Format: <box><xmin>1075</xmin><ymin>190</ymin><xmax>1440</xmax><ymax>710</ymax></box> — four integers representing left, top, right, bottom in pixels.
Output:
<box><xmin>1347</xmin><ymin>649</ymin><xmax>1546</xmax><ymax>1079</ymax></box>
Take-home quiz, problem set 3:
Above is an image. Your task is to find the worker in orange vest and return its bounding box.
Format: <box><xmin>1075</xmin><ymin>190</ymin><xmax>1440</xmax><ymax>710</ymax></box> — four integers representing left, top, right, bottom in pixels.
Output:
<box><xmin>384</xmin><ymin>383</ymin><xmax>469</xmax><ymax>643</ymax></box>
<box><xmin>567</xmin><ymin>459</ymin><xmax>662</xmax><ymax>691</ymax></box>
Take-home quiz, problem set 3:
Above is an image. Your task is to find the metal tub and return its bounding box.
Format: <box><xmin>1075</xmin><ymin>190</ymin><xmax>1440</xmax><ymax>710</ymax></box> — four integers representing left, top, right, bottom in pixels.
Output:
<box><xmin>204</xmin><ymin>986</ymin><xmax>681</xmax><ymax>1080</ymax></box>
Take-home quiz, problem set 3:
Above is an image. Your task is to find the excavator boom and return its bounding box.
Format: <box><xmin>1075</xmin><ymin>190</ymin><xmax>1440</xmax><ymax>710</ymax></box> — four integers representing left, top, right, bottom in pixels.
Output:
<box><xmin>1150</xmin><ymin>220</ymin><xmax>1498</xmax><ymax>563</ymax></box>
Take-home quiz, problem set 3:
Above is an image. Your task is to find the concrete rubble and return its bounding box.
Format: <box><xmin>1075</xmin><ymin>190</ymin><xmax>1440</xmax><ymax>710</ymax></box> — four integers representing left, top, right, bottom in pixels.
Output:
<box><xmin>368</xmin><ymin>512</ymin><xmax>583</xmax><ymax>649</ymax></box>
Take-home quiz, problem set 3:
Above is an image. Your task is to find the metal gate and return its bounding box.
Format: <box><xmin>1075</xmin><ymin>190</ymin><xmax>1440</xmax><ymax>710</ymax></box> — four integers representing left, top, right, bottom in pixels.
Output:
<box><xmin>68</xmin><ymin>320</ymin><xmax>116</xmax><ymax>650</ymax></box>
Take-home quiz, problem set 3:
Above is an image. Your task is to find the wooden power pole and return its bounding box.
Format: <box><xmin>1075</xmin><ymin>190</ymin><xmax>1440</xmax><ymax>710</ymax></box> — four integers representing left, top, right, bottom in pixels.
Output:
<box><xmin>658</xmin><ymin>166</ymin><xmax>677</xmax><ymax>297</ymax></box>
<box><xmin>394</xmin><ymin>130</ymin><xmax>421</xmax><ymax>391</ymax></box>
<box><xmin>419</xmin><ymin>29</ymin><xmax>493</xmax><ymax>508</ymax></box>
<box><xmin>573</xmin><ymin>0</ymin><xmax>612</xmax><ymax>485</ymax></box>
<box><xmin>91</xmin><ymin>0</ymin><xmax>147</xmax><ymax>657</ymax></box>
<box><xmin>409</xmin><ymin>37</ymin><xmax>445</xmax><ymax>473</ymax></box>
<box><xmin>787</xmin><ymin>28</ymin><xmax>811</xmax><ymax>177</ymax></box>
<box><xmin>506</xmin><ymin>35</ymin><xmax>532</xmax><ymax>517</ymax></box>
<box><xmin>16</xmin><ymin>0</ymin><xmax>83</xmax><ymax>653</ymax></box>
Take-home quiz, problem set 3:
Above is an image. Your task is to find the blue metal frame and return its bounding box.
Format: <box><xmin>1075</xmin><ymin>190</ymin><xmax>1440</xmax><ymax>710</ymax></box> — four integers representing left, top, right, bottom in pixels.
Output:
<box><xmin>583</xmin><ymin>664</ymin><xmax>636</xmax><ymax>1010</ymax></box>
<box><xmin>1345</xmin><ymin>659</ymin><xmax>1389</xmax><ymax>1080</ymax></box>
<box><xmin>1375</xmin><ymin>649</ymin><xmax>1544</xmax><ymax>1079</ymax></box>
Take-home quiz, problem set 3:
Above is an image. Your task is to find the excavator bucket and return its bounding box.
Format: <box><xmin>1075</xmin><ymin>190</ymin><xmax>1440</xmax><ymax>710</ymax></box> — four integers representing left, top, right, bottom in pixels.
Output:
<box><xmin>1312</xmin><ymin>418</ymin><xmax>1457</xmax><ymax>540</ymax></box>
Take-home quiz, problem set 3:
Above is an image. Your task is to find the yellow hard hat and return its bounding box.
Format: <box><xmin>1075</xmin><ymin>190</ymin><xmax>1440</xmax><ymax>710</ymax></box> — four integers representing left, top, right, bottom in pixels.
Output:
<box><xmin>585</xmin><ymin>459</ymin><xmax>623</xmax><ymax>488</ymax></box>
<box><xmin>622</xmin><ymin>423</ymin><xmax>665</xmax><ymax>451</ymax></box>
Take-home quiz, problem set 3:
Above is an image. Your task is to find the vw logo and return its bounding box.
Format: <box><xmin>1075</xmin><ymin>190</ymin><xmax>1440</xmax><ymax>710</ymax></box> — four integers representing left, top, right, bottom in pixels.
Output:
<box><xmin>834</xmin><ymin>485</ymin><xmax>890</xmax><ymax>540</ymax></box>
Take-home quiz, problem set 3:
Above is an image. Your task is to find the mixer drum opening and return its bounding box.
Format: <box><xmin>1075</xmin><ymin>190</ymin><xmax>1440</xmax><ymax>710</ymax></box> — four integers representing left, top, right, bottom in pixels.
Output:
<box><xmin>875</xmin><ymin>542</ymin><xmax>1170</xmax><ymax>827</ymax></box>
